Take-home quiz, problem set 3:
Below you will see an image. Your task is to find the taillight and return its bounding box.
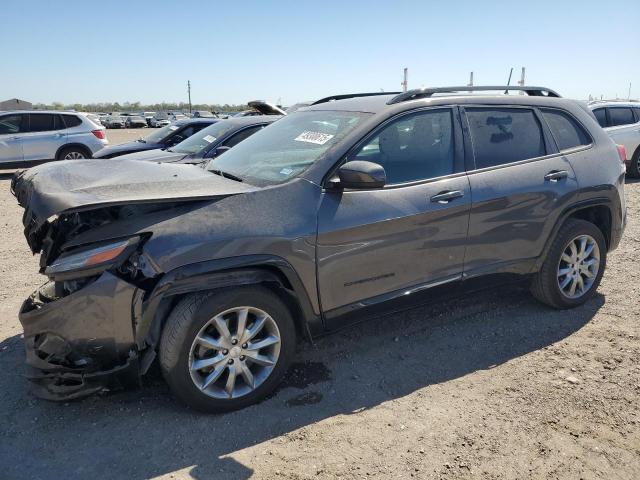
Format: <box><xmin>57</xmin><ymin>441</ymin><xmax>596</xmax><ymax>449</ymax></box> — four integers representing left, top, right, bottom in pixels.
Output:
<box><xmin>616</xmin><ymin>144</ymin><xmax>627</xmax><ymax>171</ymax></box>
<box><xmin>92</xmin><ymin>129</ymin><xmax>106</xmax><ymax>140</ymax></box>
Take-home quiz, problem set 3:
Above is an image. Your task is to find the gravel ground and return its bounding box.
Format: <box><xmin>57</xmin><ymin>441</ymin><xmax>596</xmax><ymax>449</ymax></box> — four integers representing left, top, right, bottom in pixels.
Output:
<box><xmin>0</xmin><ymin>162</ymin><xmax>638</xmax><ymax>479</ymax></box>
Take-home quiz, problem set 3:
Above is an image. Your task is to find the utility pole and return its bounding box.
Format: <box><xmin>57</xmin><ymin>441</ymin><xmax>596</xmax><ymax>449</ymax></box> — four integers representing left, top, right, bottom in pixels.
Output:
<box><xmin>187</xmin><ymin>80</ymin><xmax>192</xmax><ymax>114</ymax></box>
<box><xmin>401</xmin><ymin>68</ymin><xmax>408</xmax><ymax>92</ymax></box>
<box><xmin>517</xmin><ymin>67</ymin><xmax>526</xmax><ymax>95</ymax></box>
<box><xmin>629</xmin><ymin>82</ymin><xmax>632</xmax><ymax>100</ymax></box>
<box><xmin>467</xmin><ymin>71</ymin><xmax>474</xmax><ymax>88</ymax></box>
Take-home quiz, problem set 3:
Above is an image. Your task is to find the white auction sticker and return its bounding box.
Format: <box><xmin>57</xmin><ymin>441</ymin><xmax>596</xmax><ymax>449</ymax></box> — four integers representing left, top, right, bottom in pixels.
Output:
<box><xmin>294</xmin><ymin>131</ymin><xmax>334</xmax><ymax>145</ymax></box>
<box><xmin>202</xmin><ymin>135</ymin><xmax>216</xmax><ymax>143</ymax></box>
<box><xmin>279</xmin><ymin>167</ymin><xmax>293</xmax><ymax>175</ymax></box>
<box><xmin>169</xmin><ymin>125</ymin><xmax>178</xmax><ymax>131</ymax></box>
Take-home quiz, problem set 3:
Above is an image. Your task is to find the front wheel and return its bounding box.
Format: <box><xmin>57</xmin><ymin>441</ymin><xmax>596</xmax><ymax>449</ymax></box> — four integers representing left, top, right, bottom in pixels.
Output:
<box><xmin>531</xmin><ymin>218</ymin><xmax>606</xmax><ymax>309</ymax></box>
<box><xmin>159</xmin><ymin>286</ymin><xmax>296</xmax><ymax>412</ymax></box>
<box><xmin>628</xmin><ymin>148</ymin><xmax>640</xmax><ymax>178</ymax></box>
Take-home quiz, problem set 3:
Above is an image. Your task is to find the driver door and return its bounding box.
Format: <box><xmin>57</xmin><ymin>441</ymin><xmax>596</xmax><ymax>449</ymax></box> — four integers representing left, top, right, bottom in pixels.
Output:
<box><xmin>316</xmin><ymin>108</ymin><xmax>471</xmax><ymax>322</ymax></box>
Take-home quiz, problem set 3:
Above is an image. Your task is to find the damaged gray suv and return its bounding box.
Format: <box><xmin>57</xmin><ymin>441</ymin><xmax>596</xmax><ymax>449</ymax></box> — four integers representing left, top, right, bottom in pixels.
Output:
<box><xmin>12</xmin><ymin>86</ymin><xmax>626</xmax><ymax>412</ymax></box>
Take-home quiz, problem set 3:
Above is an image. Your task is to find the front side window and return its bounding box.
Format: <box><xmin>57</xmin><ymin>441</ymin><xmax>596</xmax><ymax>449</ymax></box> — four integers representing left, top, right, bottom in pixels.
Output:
<box><xmin>541</xmin><ymin>109</ymin><xmax>591</xmax><ymax>151</ymax></box>
<box><xmin>466</xmin><ymin>107</ymin><xmax>546</xmax><ymax>169</ymax></box>
<box><xmin>0</xmin><ymin>114</ymin><xmax>25</xmax><ymax>134</ymax></box>
<box><xmin>592</xmin><ymin>108</ymin><xmax>607</xmax><ymax>127</ymax></box>
<box><xmin>351</xmin><ymin>109</ymin><xmax>455</xmax><ymax>184</ymax></box>
<box><xmin>222</xmin><ymin>125</ymin><xmax>265</xmax><ymax>148</ymax></box>
<box><xmin>171</xmin><ymin>121</ymin><xmax>236</xmax><ymax>154</ymax></box>
<box><xmin>609</xmin><ymin>108</ymin><xmax>635</xmax><ymax>127</ymax></box>
<box><xmin>28</xmin><ymin>113</ymin><xmax>55</xmax><ymax>132</ymax></box>
<box><xmin>206</xmin><ymin>110</ymin><xmax>370</xmax><ymax>185</ymax></box>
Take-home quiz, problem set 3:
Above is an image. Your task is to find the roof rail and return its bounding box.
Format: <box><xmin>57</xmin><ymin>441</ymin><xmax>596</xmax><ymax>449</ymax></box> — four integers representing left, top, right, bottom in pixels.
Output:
<box><xmin>387</xmin><ymin>86</ymin><xmax>561</xmax><ymax>104</ymax></box>
<box><xmin>311</xmin><ymin>92</ymin><xmax>401</xmax><ymax>105</ymax></box>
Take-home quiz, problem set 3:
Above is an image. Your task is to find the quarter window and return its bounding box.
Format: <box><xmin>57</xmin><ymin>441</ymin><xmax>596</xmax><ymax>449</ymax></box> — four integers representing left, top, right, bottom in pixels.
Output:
<box><xmin>466</xmin><ymin>108</ymin><xmax>546</xmax><ymax>169</ymax></box>
<box><xmin>61</xmin><ymin>114</ymin><xmax>82</xmax><ymax>128</ymax></box>
<box><xmin>28</xmin><ymin>113</ymin><xmax>55</xmax><ymax>132</ymax></box>
<box><xmin>609</xmin><ymin>108</ymin><xmax>636</xmax><ymax>127</ymax></box>
<box><xmin>541</xmin><ymin>109</ymin><xmax>591</xmax><ymax>151</ymax></box>
<box><xmin>592</xmin><ymin>108</ymin><xmax>607</xmax><ymax>127</ymax></box>
<box><xmin>0</xmin><ymin>114</ymin><xmax>25</xmax><ymax>134</ymax></box>
<box><xmin>352</xmin><ymin>109</ymin><xmax>455</xmax><ymax>184</ymax></box>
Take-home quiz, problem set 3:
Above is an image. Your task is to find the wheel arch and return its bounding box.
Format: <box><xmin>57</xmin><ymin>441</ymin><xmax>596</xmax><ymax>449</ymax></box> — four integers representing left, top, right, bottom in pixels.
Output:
<box><xmin>55</xmin><ymin>143</ymin><xmax>92</xmax><ymax>159</ymax></box>
<box><xmin>135</xmin><ymin>255</ymin><xmax>321</xmax><ymax>372</ymax></box>
<box><xmin>535</xmin><ymin>199</ymin><xmax>613</xmax><ymax>271</ymax></box>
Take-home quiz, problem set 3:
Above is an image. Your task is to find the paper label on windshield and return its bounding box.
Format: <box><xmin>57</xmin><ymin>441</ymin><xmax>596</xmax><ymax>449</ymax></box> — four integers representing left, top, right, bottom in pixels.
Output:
<box><xmin>279</xmin><ymin>167</ymin><xmax>293</xmax><ymax>176</ymax></box>
<box><xmin>169</xmin><ymin>125</ymin><xmax>178</xmax><ymax>131</ymax></box>
<box><xmin>294</xmin><ymin>131</ymin><xmax>334</xmax><ymax>145</ymax></box>
<box><xmin>203</xmin><ymin>135</ymin><xmax>216</xmax><ymax>143</ymax></box>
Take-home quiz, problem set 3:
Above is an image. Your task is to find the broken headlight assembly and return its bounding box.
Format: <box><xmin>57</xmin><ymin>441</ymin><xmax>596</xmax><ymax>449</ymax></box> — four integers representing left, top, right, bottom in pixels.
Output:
<box><xmin>45</xmin><ymin>237</ymin><xmax>142</xmax><ymax>282</ymax></box>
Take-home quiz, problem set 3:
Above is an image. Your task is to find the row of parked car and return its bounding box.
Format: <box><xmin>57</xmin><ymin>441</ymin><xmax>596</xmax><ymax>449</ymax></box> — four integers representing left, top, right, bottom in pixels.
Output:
<box><xmin>4</xmin><ymin>85</ymin><xmax>635</xmax><ymax>413</ymax></box>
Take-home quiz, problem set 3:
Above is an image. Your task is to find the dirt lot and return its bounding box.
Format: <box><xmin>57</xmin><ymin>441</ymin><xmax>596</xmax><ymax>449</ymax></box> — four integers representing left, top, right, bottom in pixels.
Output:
<box><xmin>0</xmin><ymin>156</ymin><xmax>638</xmax><ymax>478</ymax></box>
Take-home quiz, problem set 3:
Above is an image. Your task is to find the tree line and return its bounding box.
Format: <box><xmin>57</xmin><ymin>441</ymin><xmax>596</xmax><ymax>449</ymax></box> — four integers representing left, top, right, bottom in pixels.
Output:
<box><xmin>32</xmin><ymin>101</ymin><xmax>250</xmax><ymax>113</ymax></box>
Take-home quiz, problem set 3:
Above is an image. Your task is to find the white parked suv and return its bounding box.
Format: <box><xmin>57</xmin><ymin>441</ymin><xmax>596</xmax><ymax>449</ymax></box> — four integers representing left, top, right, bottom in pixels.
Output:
<box><xmin>0</xmin><ymin>111</ymin><xmax>108</xmax><ymax>167</ymax></box>
<box><xmin>589</xmin><ymin>101</ymin><xmax>640</xmax><ymax>177</ymax></box>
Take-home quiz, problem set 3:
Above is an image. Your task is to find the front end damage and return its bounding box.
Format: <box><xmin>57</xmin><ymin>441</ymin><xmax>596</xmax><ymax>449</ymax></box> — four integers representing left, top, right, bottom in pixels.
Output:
<box><xmin>11</xmin><ymin>160</ymin><xmax>251</xmax><ymax>400</ymax></box>
<box><xmin>20</xmin><ymin>273</ymin><xmax>140</xmax><ymax>400</ymax></box>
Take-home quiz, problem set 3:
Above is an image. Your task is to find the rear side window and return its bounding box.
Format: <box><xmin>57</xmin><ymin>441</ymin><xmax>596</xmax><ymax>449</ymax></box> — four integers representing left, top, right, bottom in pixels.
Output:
<box><xmin>609</xmin><ymin>108</ymin><xmax>636</xmax><ymax>126</ymax></box>
<box><xmin>28</xmin><ymin>113</ymin><xmax>55</xmax><ymax>132</ymax></box>
<box><xmin>466</xmin><ymin>108</ymin><xmax>546</xmax><ymax>169</ymax></box>
<box><xmin>541</xmin><ymin>109</ymin><xmax>591</xmax><ymax>151</ymax></box>
<box><xmin>592</xmin><ymin>108</ymin><xmax>607</xmax><ymax>127</ymax></box>
<box><xmin>61</xmin><ymin>114</ymin><xmax>82</xmax><ymax>128</ymax></box>
<box><xmin>0</xmin><ymin>114</ymin><xmax>25</xmax><ymax>134</ymax></box>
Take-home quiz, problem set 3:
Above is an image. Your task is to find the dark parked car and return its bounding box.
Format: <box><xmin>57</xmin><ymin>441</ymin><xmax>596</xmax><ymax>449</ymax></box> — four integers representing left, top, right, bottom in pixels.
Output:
<box><xmin>103</xmin><ymin>115</ymin><xmax>126</xmax><ymax>129</ymax></box>
<box><xmin>116</xmin><ymin>116</ymin><xmax>279</xmax><ymax>164</ymax></box>
<box><xmin>92</xmin><ymin>118</ymin><xmax>218</xmax><ymax>159</ymax></box>
<box><xmin>11</xmin><ymin>86</ymin><xmax>626</xmax><ymax>412</ymax></box>
<box><xmin>125</xmin><ymin>115</ymin><xmax>147</xmax><ymax>128</ymax></box>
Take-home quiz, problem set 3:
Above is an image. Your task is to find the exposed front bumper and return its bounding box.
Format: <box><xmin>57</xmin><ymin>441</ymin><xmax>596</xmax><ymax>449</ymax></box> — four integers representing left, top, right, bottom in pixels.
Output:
<box><xmin>19</xmin><ymin>272</ymin><xmax>140</xmax><ymax>400</ymax></box>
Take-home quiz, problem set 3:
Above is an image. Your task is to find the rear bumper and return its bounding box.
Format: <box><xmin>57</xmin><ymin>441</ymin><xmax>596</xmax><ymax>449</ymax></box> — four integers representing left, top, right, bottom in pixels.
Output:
<box><xmin>18</xmin><ymin>272</ymin><xmax>140</xmax><ymax>400</ymax></box>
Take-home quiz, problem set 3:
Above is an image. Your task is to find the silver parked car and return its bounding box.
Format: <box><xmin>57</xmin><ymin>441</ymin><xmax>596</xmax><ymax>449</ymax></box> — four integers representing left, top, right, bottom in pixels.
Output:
<box><xmin>150</xmin><ymin>112</ymin><xmax>171</xmax><ymax>128</ymax></box>
<box><xmin>0</xmin><ymin>110</ymin><xmax>108</xmax><ymax>166</ymax></box>
<box><xmin>589</xmin><ymin>101</ymin><xmax>640</xmax><ymax>177</ymax></box>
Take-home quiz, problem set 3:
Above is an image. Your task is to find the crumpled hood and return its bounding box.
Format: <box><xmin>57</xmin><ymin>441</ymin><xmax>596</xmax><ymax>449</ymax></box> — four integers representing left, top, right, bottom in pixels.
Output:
<box><xmin>93</xmin><ymin>140</ymin><xmax>162</xmax><ymax>159</ymax></box>
<box><xmin>12</xmin><ymin>158</ymin><xmax>257</xmax><ymax>235</ymax></box>
<box><xmin>117</xmin><ymin>148</ymin><xmax>191</xmax><ymax>163</ymax></box>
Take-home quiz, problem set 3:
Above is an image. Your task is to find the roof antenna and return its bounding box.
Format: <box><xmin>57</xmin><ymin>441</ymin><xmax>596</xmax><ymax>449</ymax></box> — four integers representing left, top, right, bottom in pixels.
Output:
<box><xmin>504</xmin><ymin>68</ymin><xmax>513</xmax><ymax>94</ymax></box>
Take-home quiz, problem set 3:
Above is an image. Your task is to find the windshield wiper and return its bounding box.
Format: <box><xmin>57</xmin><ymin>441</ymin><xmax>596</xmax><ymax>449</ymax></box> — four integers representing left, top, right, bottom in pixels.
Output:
<box><xmin>210</xmin><ymin>169</ymin><xmax>243</xmax><ymax>182</ymax></box>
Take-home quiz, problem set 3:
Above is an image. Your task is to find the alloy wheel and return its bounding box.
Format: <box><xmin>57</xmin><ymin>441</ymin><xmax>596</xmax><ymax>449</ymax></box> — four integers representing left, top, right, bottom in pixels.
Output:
<box><xmin>556</xmin><ymin>234</ymin><xmax>600</xmax><ymax>299</ymax></box>
<box><xmin>64</xmin><ymin>151</ymin><xmax>85</xmax><ymax>159</ymax></box>
<box><xmin>188</xmin><ymin>306</ymin><xmax>281</xmax><ymax>399</ymax></box>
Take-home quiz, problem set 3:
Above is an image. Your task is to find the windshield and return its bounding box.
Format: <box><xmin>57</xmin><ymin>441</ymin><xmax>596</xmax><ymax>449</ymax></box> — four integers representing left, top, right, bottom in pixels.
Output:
<box><xmin>143</xmin><ymin>124</ymin><xmax>179</xmax><ymax>143</ymax></box>
<box><xmin>170</xmin><ymin>121</ymin><xmax>235</xmax><ymax>154</ymax></box>
<box><xmin>205</xmin><ymin>110</ymin><xmax>370</xmax><ymax>185</ymax></box>
<box><xmin>129</xmin><ymin>116</ymin><xmax>144</xmax><ymax>121</ymax></box>
<box><xmin>196</xmin><ymin>111</ymin><xmax>214</xmax><ymax>117</ymax></box>
<box><xmin>154</xmin><ymin>113</ymin><xmax>168</xmax><ymax>120</ymax></box>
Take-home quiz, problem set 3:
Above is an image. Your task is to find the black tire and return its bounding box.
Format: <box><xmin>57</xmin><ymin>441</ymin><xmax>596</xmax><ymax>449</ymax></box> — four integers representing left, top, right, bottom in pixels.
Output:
<box><xmin>57</xmin><ymin>146</ymin><xmax>90</xmax><ymax>160</ymax></box>
<box><xmin>531</xmin><ymin>218</ymin><xmax>606</xmax><ymax>309</ymax></box>
<box><xmin>159</xmin><ymin>286</ymin><xmax>296</xmax><ymax>413</ymax></box>
<box><xmin>628</xmin><ymin>147</ymin><xmax>640</xmax><ymax>178</ymax></box>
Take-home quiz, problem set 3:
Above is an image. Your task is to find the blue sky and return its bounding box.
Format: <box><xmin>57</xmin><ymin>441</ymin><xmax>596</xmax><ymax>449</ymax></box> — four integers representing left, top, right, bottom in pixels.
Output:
<box><xmin>1</xmin><ymin>0</ymin><xmax>638</xmax><ymax>105</ymax></box>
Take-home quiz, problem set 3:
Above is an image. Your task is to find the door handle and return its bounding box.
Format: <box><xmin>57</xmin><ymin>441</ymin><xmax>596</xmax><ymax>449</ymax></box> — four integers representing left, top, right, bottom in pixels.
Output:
<box><xmin>544</xmin><ymin>170</ymin><xmax>568</xmax><ymax>182</ymax></box>
<box><xmin>430</xmin><ymin>190</ymin><xmax>464</xmax><ymax>204</ymax></box>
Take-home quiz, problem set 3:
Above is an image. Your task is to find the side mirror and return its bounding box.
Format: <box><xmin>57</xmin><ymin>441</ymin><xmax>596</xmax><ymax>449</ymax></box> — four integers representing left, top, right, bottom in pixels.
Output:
<box><xmin>213</xmin><ymin>146</ymin><xmax>231</xmax><ymax>157</ymax></box>
<box><xmin>333</xmin><ymin>161</ymin><xmax>386</xmax><ymax>189</ymax></box>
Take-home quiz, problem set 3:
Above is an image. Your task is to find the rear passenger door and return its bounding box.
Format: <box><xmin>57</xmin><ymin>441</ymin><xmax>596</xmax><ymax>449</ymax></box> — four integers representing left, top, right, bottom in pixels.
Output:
<box><xmin>0</xmin><ymin>114</ymin><xmax>26</xmax><ymax>163</ymax></box>
<box><xmin>21</xmin><ymin>113</ymin><xmax>67</xmax><ymax>161</ymax></box>
<box><xmin>462</xmin><ymin>106</ymin><xmax>580</xmax><ymax>276</ymax></box>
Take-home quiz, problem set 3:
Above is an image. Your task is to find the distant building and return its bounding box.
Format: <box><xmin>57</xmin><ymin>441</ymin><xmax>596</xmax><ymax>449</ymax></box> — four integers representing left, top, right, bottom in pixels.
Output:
<box><xmin>0</xmin><ymin>98</ymin><xmax>32</xmax><ymax>111</ymax></box>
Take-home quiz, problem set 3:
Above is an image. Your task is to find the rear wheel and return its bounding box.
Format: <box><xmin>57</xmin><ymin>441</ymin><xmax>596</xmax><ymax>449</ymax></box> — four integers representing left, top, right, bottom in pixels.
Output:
<box><xmin>628</xmin><ymin>147</ymin><xmax>640</xmax><ymax>178</ymax></box>
<box><xmin>531</xmin><ymin>219</ymin><xmax>606</xmax><ymax>309</ymax></box>
<box><xmin>58</xmin><ymin>146</ymin><xmax>89</xmax><ymax>160</ymax></box>
<box><xmin>159</xmin><ymin>286</ymin><xmax>296</xmax><ymax>412</ymax></box>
